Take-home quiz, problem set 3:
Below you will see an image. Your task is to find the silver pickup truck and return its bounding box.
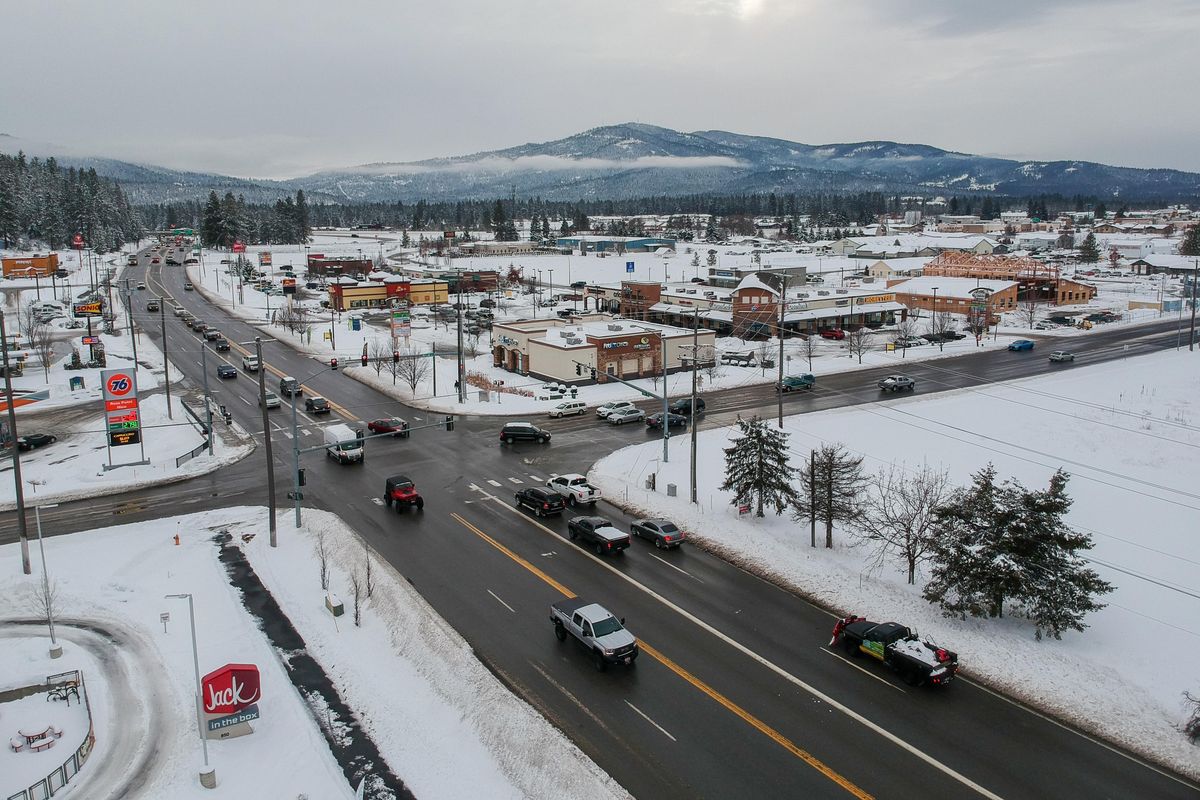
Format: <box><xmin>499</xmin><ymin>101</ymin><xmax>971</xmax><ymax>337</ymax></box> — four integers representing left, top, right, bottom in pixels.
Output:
<box><xmin>550</xmin><ymin>598</ymin><xmax>639</xmax><ymax>671</ymax></box>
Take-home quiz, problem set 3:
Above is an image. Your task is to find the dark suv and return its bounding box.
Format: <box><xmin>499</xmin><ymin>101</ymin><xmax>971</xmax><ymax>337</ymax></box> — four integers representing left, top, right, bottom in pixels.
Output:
<box><xmin>383</xmin><ymin>474</ymin><xmax>424</xmax><ymax>512</ymax></box>
<box><xmin>514</xmin><ymin>487</ymin><xmax>566</xmax><ymax>517</ymax></box>
<box><xmin>500</xmin><ymin>422</ymin><xmax>551</xmax><ymax>444</ymax></box>
<box><xmin>668</xmin><ymin>397</ymin><xmax>706</xmax><ymax>416</ymax></box>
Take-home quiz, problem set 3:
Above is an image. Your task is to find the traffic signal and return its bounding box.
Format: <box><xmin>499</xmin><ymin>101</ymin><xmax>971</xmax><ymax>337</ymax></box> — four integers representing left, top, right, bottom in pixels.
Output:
<box><xmin>589</xmin><ymin>367</ymin><xmax>597</xmax><ymax>380</ymax></box>
<box><xmin>393</xmin><ymin>350</ymin><xmax>400</xmax><ymax>363</ymax></box>
<box><xmin>361</xmin><ymin>354</ymin><xmax>368</xmax><ymax>367</ymax></box>
<box><xmin>297</xmin><ymin>468</ymin><xmax>306</xmax><ymax>486</ymax></box>
<box><xmin>445</xmin><ymin>415</ymin><xmax>455</xmax><ymax>432</ymax></box>
<box><xmin>330</xmin><ymin>358</ymin><xmax>338</xmax><ymax>370</ymax></box>
<box><xmin>575</xmin><ymin>363</ymin><xmax>582</xmax><ymax>376</ymax></box>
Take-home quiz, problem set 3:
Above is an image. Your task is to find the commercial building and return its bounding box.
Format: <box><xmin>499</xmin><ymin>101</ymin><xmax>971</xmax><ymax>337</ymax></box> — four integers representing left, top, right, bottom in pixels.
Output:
<box><xmin>307</xmin><ymin>256</ymin><xmax>374</xmax><ymax>278</ymax></box>
<box><xmin>492</xmin><ymin>314</ymin><xmax>715</xmax><ymax>385</ymax></box>
<box><xmin>888</xmin><ymin>276</ymin><xmax>1019</xmax><ymax>318</ymax></box>
<box><xmin>326</xmin><ymin>277</ymin><xmax>450</xmax><ymax>311</ymax></box>
<box><xmin>555</xmin><ymin>235</ymin><xmax>677</xmax><ymax>254</ymax></box>
<box><xmin>921</xmin><ymin>251</ymin><xmax>1096</xmax><ymax>305</ymax></box>
<box><xmin>2</xmin><ymin>253</ymin><xmax>59</xmax><ymax>278</ymax></box>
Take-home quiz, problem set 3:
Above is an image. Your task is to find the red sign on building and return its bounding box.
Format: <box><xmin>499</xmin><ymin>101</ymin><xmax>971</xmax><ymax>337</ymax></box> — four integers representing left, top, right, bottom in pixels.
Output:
<box><xmin>232</xmin><ymin>241</ymin><xmax>246</xmax><ymax>253</ymax></box>
<box><xmin>72</xmin><ymin>233</ymin><xmax>84</xmax><ymax>249</ymax></box>
<box><xmin>202</xmin><ymin>663</ymin><xmax>261</xmax><ymax>715</ymax></box>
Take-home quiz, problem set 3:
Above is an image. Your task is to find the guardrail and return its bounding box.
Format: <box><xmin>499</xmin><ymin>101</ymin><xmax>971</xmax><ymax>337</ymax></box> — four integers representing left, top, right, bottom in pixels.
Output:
<box><xmin>175</xmin><ymin>438</ymin><xmax>211</xmax><ymax>468</ymax></box>
<box><xmin>6</xmin><ymin>670</ymin><xmax>95</xmax><ymax>800</ymax></box>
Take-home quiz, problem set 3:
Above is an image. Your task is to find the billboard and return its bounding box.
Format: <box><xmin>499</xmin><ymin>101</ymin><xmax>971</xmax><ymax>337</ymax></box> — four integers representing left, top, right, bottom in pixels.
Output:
<box><xmin>72</xmin><ymin>300</ymin><xmax>104</xmax><ymax>318</ymax></box>
<box><xmin>202</xmin><ymin>663</ymin><xmax>261</xmax><ymax>737</ymax></box>
<box><xmin>258</xmin><ymin>252</ymin><xmax>273</xmax><ymax>266</ymax></box>
<box><xmin>391</xmin><ymin>300</ymin><xmax>411</xmax><ymax>339</ymax></box>
<box><xmin>101</xmin><ymin>369</ymin><xmax>141</xmax><ymax>447</ymax></box>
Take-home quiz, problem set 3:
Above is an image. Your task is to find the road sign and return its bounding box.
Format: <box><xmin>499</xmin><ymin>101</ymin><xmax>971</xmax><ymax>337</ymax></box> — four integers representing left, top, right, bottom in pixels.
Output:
<box><xmin>72</xmin><ymin>233</ymin><xmax>84</xmax><ymax>249</ymax></box>
<box><xmin>444</xmin><ymin>231</ymin><xmax>455</xmax><ymax>239</ymax></box>
<box><xmin>626</xmin><ymin>261</ymin><xmax>635</xmax><ymax>273</ymax></box>
<box><xmin>81</xmin><ymin>335</ymin><xmax>100</xmax><ymax>345</ymax></box>
<box><xmin>232</xmin><ymin>241</ymin><xmax>246</xmax><ymax>253</ymax></box>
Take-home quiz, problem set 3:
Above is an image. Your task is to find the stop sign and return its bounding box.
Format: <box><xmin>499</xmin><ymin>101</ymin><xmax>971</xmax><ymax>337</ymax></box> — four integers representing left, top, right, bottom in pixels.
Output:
<box><xmin>72</xmin><ymin>233</ymin><xmax>84</xmax><ymax>249</ymax></box>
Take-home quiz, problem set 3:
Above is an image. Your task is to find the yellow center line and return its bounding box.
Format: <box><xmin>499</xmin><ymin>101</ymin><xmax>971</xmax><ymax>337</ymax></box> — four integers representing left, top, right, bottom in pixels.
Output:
<box><xmin>448</xmin><ymin>511</ymin><xmax>873</xmax><ymax>800</ymax></box>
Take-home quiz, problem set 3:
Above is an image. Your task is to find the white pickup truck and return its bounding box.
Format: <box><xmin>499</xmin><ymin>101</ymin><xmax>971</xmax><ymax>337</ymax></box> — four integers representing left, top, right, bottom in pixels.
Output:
<box><xmin>241</xmin><ymin>355</ymin><xmax>260</xmax><ymax>372</ymax></box>
<box><xmin>546</xmin><ymin>474</ymin><xmax>601</xmax><ymax>507</ymax></box>
<box><xmin>550</xmin><ymin>598</ymin><xmax>638</xmax><ymax>671</ymax></box>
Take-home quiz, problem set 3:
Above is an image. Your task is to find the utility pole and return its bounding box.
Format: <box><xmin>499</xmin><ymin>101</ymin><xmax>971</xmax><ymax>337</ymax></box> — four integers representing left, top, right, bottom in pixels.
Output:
<box><xmin>776</xmin><ymin>274</ymin><xmax>788</xmax><ymax>428</ymax></box>
<box><xmin>690</xmin><ymin>308</ymin><xmax>699</xmax><ymax>504</ymax></box>
<box><xmin>456</xmin><ymin>278</ymin><xmax>466</xmax><ymax>403</ymax></box>
<box><xmin>200</xmin><ymin>343</ymin><xmax>214</xmax><ymax>456</ymax></box>
<box><xmin>1191</xmin><ymin>259</ymin><xmax>1198</xmax><ymax>352</ymax></box>
<box><xmin>255</xmin><ymin>337</ymin><xmax>278</xmax><ymax>547</ymax></box>
<box><xmin>159</xmin><ymin>302</ymin><xmax>173</xmax><ymax>418</ymax></box>
<box><xmin>1</xmin><ymin>312</ymin><xmax>31</xmax><ymax>574</ymax></box>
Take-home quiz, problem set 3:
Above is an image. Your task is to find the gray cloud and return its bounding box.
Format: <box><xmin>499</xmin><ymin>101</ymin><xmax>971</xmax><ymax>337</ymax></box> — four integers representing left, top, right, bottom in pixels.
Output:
<box><xmin>1</xmin><ymin>0</ymin><xmax>1198</xmax><ymax>177</ymax></box>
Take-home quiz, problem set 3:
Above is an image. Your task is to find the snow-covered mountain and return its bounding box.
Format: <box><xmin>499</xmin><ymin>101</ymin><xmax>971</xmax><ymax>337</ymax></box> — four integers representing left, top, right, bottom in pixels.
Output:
<box><xmin>5</xmin><ymin>124</ymin><xmax>1199</xmax><ymax>204</ymax></box>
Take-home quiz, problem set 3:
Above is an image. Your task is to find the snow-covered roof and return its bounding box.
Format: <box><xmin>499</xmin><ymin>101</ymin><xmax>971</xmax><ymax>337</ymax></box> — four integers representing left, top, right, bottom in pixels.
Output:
<box><xmin>734</xmin><ymin>273</ymin><xmax>782</xmax><ymax>296</ymax></box>
<box><xmin>890</xmin><ymin>276</ymin><xmax>1017</xmax><ymax>299</ymax></box>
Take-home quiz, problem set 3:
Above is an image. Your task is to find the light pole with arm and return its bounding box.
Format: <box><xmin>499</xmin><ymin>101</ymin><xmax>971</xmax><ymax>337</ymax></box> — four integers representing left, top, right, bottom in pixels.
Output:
<box><xmin>249</xmin><ymin>337</ymin><xmax>278</xmax><ymax>546</ymax></box>
<box><xmin>1</xmin><ymin>311</ymin><xmax>31</xmax><ymax>574</ymax></box>
<box><xmin>630</xmin><ymin>323</ymin><xmax>670</xmax><ymax>463</ymax></box>
<box><xmin>165</xmin><ymin>593</ymin><xmax>214</xmax><ymax>788</ymax></box>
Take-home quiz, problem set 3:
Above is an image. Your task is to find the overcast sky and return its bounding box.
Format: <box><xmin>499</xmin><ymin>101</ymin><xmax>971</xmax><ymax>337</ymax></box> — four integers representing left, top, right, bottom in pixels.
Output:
<box><xmin>2</xmin><ymin>0</ymin><xmax>1198</xmax><ymax>178</ymax></box>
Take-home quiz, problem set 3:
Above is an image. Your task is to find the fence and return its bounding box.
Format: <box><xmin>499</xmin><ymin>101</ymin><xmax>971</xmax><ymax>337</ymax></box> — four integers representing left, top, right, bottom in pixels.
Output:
<box><xmin>175</xmin><ymin>399</ymin><xmax>213</xmax><ymax>467</ymax></box>
<box><xmin>6</xmin><ymin>671</ymin><xmax>95</xmax><ymax>800</ymax></box>
<box><xmin>175</xmin><ymin>438</ymin><xmax>211</xmax><ymax>468</ymax></box>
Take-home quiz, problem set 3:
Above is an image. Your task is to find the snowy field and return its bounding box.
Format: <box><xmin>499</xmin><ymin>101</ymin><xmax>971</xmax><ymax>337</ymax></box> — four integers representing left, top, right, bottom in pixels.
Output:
<box><xmin>590</xmin><ymin>348</ymin><xmax>1200</xmax><ymax>779</ymax></box>
<box><xmin>0</xmin><ymin>508</ymin><xmax>628</xmax><ymax>800</ymax></box>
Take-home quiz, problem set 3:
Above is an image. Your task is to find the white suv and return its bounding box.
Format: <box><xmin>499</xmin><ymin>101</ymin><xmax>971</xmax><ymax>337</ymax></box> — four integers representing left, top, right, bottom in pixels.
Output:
<box><xmin>548</xmin><ymin>401</ymin><xmax>586</xmax><ymax>418</ymax></box>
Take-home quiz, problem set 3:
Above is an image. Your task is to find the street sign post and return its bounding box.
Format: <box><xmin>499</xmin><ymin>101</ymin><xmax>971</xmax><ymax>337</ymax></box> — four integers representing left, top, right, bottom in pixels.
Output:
<box><xmin>626</xmin><ymin>261</ymin><xmax>635</xmax><ymax>274</ymax></box>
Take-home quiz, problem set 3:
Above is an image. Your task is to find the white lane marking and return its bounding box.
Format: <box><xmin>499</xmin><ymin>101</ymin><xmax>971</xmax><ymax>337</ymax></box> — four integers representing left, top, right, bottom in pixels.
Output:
<box><xmin>820</xmin><ymin>648</ymin><xmax>906</xmax><ymax>692</ymax></box>
<box><xmin>239</xmin><ymin>397</ymin><xmax>252</xmax><ymax>406</ymax></box>
<box><xmin>507</xmin><ymin>477</ymin><xmax>523</xmax><ymax>484</ymax></box>
<box><xmin>487</xmin><ymin>589</ymin><xmax>516</xmax><ymax>614</ymax></box>
<box><xmin>486</xmin><ymin>479</ymin><xmax>503</xmax><ymax>487</ymax></box>
<box><xmin>528</xmin><ymin>475</ymin><xmax>544</xmax><ymax>482</ymax></box>
<box><xmin>301</xmin><ymin>429</ymin><xmax>311</xmax><ymax>437</ymax></box>
<box><xmin>371</xmin><ymin>498</ymin><xmax>384</xmax><ymax>506</ymax></box>
<box><xmin>488</xmin><ymin>494</ymin><xmax>1004</xmax><ymax>800</ymax></box>
<box><xmin>624</xmin><ymin>700</ymin><xmax>677</xmax><ymax>742</ymax></box>
<box><xmin>959</xmin><ymin>676</ymin><xmax>1198</xmax><ymax>790</ymax></box>
<box><xmin>647</xmin><ymin>553</ymin><xmax>700</xmax><ymax>581</ymax></box>
<box><xmin>530</xmin><ymin>662</ymin><xmax>618</xmax><ymax>739</ymax></box>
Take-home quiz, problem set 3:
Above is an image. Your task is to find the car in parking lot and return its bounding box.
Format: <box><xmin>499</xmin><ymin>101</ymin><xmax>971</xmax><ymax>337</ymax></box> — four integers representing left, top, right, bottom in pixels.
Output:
<box><xmin>500</xmin><ymin>422</ymin><xmax>551</xmax><ymax>443</ymax></box>
<box><xmin>305</xmin><ymin>396</ymin><xmax>331</xmax><ymax>414</ymax></box>
<box><xmin>1049</xmin><ymin>351</ymin><xmax>1076</xmax><ymax>363</ymax></box>
<box><xmin>630</xmin><ymin>519</ymin><xmax>686</xmax><ymax>549</ymax></box>
<box><xmin>514</xmin><ymin>487</ymin><xmax>566</xmax><ymax>517</ymax></box>
<box><xmin>259</xmin><ymin>391</ymin><xmax>281</xmax><ymax>409</ymax></box>
<box><xmin>596</xmin><ymin>401</ymin><xmax>636</xmax><ymax>419</ymax></box>
<box><xmin>878</xmin><ymin>375</ymin><xmax>916</xmax><ymax>392</ymax></box>
<box><xmin>217</xmin><ymin>364</ymin><xmax>237</xmax><ymax>379</ymax></box>
<box><xmin>819</xmin><ymin>328</ymin><xmax>846</xmax><ymax>340</ymax></box>
<box><xmin>607</xmin><ymin>407</ymin><xmax>646</xmax><ymax>425</ymax></box>
<box><xmin>893</xmin><ymin>336</ymin><xmax>925</xmax><ymax>348</ymax></box>
<box><xmin>1008</xmin><ymin>339</ymin><xmax>1036</xmax><ymax>352</ymax></box>
<box><xmin>367</xmin><ymin>416</ymin><xmax>409</xmax><ymax>436</ymax></box>
<box><xmin>645</xmin><ymin>412</ymin><xmax>688</xmax><ymax>429</ymax></box>
<box><xmin>17</xmin><ymin>433</ymin><xmax>57</xmax><ymax>451</ymax></box>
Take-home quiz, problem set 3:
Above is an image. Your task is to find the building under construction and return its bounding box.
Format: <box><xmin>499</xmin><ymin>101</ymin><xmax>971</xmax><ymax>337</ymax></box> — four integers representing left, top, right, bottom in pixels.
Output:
<box><xmin>921</xmin><ymin>252</ymin><xmax>1096</xmax><ymax>305</ymax></box>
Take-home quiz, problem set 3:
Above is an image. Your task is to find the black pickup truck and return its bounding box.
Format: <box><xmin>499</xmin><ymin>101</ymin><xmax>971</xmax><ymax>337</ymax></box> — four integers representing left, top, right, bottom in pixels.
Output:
<box><xmin>830</xmin><ymin>615</ymin><xmax>958</xmax><ymax>687</ymax></box>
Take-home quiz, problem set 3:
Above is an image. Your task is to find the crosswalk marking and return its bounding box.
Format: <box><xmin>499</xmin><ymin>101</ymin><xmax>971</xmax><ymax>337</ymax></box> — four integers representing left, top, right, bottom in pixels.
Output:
<box><xmin>507</xmin><ymin>477</ymin><xmax>523</xmax><ymax>484</ymax></box>
<box><xmin>486</xmin><ymin>479</ymin><xmax>503</xmax><ymax>487</ymax></box>
<box><xmin>528</xmin><ymin>475</ymin><xmax>544</xmax><ymax>482</ymax></box>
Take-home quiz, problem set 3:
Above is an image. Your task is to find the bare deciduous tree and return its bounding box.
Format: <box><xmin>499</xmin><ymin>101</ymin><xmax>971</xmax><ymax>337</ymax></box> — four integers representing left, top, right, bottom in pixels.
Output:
<box><xmin>797</xmin><ymin>333</ymin><xmax>818</xmax><ymax>372</ymax></box>
<box><xmin>395</xmin><ymin>346</ymin><xmax>431</xmax><ymax>396</ymax></box>
<box><xmin>31</xmin><ymin>322</ymin><xmax>54</xmax><ymax>381</ymax></box>
<box><xmin>350</xmin><ymin>569</ymin><xmax>363</xmax><ymax>627</ymax></box>
<box><xmin>316</xmin><ymin>530</ymin><xmax>330</xmax><ymax>591</ymax></box>
<box><xmin>1183</xmin><ymin>691</ymin><xmax>1200</xmax><ymax>744</ymax></box>
<box><xmin>1018</xmin><ymin>293</ymin><xmax>1041</xmax><ymax>330</ymax></box>
<box><xmin>363</xmin><ymin>538</ymin><xmax>375</xmax><ymax>599</ymax></box>
<box><xmin>853</xmin><ymin>464</ymin><xmax>952</xmax><ymax>584</ymax></box>
<box><xmin>18</xmin><ymin>301</ymin><xmax>40</xmax><ymax>344</ymax></box>
<box><xmin>29</xmin><ymin>576</ymin><xmax>60</xmax><ymax>626</ymax></box>
<box><xmin>845</xmin><ymin>327</ymin><xmax>873</xmax><ymax>364</ymax></box>
<box><xmin>464</xmin><ymin>330</ymin><xmax>482</xmax><ymax>358</ymax></box>
<box><xmin>966</xmin><ymin>306</ymin><xmax>989</xmax><ymax>340</ymax></box>
<box><xmin>368</xmin><ymin>338</ymin><xmax>390</xmax><ymax>376</ymax></box>
<box><xmin>928</xmin><ymin>311</ymin><xmax>954</xmax><ymax>351</ymax></box>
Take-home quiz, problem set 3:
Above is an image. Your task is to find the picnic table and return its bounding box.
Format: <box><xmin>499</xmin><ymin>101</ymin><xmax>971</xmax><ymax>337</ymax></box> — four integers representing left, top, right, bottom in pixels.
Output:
<box><xmin>18</xmin><ymin>726</ymin><xmax>52</xmax><ymax>746</ymax></box>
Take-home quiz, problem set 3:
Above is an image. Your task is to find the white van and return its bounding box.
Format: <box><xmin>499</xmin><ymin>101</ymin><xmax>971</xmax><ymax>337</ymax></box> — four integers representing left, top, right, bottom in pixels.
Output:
<box><xmin>324</xmin><ymin>423</ymin><xmax>364</xmax><ymax>464</ymax></box>
<box><xmin>548</xmin><ymin>400</ymin><xmax>586</xmax><ymax>418</ymax></box>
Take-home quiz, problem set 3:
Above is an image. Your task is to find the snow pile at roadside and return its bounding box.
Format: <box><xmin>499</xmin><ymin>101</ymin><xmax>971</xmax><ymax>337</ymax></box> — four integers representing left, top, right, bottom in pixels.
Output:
<box><xmin>242</xmin><ymin>510</ymin><xmax>631</xmax><ymax>800</ymax></box>
<box><xmin>589</xmin><ymin>348</ymin><xmax>1200</xmax><ymax>781</ymax></box>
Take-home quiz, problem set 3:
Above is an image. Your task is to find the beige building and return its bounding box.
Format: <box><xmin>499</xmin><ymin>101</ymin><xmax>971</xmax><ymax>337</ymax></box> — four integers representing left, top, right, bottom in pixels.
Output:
<box><xmin>493</xmin><ymin>314</ymin><xmax>716</xmax><ymax>384</ymax></box>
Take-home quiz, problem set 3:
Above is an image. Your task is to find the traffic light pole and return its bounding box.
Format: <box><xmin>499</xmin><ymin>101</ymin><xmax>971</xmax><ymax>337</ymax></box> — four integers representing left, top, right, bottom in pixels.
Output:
<box><xmin>1</xmin><ymin>312</ymin><xmax>31</xmax><ymax>575</ymax></box>
<box><xmin>255</xmin><ymin>337</ymin><xmax>278</xmax><ymax>547</ymax></box>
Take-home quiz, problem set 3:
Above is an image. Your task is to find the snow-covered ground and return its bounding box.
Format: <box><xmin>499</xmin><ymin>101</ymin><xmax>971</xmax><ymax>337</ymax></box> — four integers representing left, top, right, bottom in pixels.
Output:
<box><xmin>0</xmin><ymin>508</ymin><xmax>628</xmax><ymax>800</ymax></box>
<box><xmin>590</xmin><ymin>348</ymin><xmax>1200</xmax><ymax>780</ymax></box>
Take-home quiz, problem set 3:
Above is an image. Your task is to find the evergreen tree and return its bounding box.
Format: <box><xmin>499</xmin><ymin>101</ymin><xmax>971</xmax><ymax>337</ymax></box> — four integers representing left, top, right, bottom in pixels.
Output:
<box><xmin>294</xmin><ymin>190</ymin><xmax>311</xmax><ymax>242</ymax></box>
<box><xmin>719</xmin><ymin>416</ymin><xmax>798</xmax><ymax>517</ymax></box>
<box><xmin>706</xmin><ymin>249</ymin><xmax>718</xmax><ymax>267</ymax></box>
<box><xmin>202</xmin><ymin>191</ymin><xmax>223</xmax><ymax>247</ymax></box>
<box><xmin>1178</xmin><ymin>225</ymin><xmax>1200</xmax><ymax>257</ymax></box>
<box><xmin>1078</xmin><ymin>232</ymin><xmax>1101</xmax><ymax>263</ymax></box>
<box><xmin>1092</xmin><ymin>203</ymin><xmax>1107</xmax><ymax>220</ymax></box>
<box><xmin>704</xmin><ymin>215</ymin><xmax>719</xmax><ymax>241</ymax></box>
<box><xmin>923</xmin><ymin>466</ymin><xmax>1112</xmax><ymax>640</ymax></box>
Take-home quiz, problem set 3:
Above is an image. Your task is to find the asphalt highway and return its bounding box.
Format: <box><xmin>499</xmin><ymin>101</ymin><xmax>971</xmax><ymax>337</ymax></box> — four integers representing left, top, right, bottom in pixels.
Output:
<box><xmin>5</xmin><ymin>250</ymin><xmax>1199</xmax><ymax>799</ymax></box>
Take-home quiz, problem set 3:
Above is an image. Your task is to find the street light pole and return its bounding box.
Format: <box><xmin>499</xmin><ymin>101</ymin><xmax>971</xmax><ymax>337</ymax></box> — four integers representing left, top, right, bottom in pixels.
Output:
<box><xmin>34</xmin><ymin>504</ymin><xmax>61</xmax><ymax>658</ymax></box>
<box><xmin>932</xmin><ymin>286</ymin><xmax>943</xmax><ymax>352</ymax></box>
<box><xmin>165</xmin><ymin>593</ymin><xmax>214</xmax><ymax>788</ymax></box>
<box><xmin>291</xmin><ymin>392</ymin><xmax>301</xmax><ymax>528</ymax></box>
<box><xmin>255</xmin><ymin>337</ymin><xmax>278</xmax><ymax>547</ymax></box>
<box><xmin>159</xmin><ymin>302</ymin><xmax>173</xmax><ymax>419</ymax></box>
<box><xmin>690</xmin><ymin>308</ymin><xmax>699</xmax><ymax>504</ymax></box>
<box><xmin>1</xmin><ymin>311</ymin><xmax>32</xmax><ymax>575</ymax></box>
<box><xmin>200</xmin><ymin>343</ymin><xmax>214</xmax><ymax>456</ymax></box>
